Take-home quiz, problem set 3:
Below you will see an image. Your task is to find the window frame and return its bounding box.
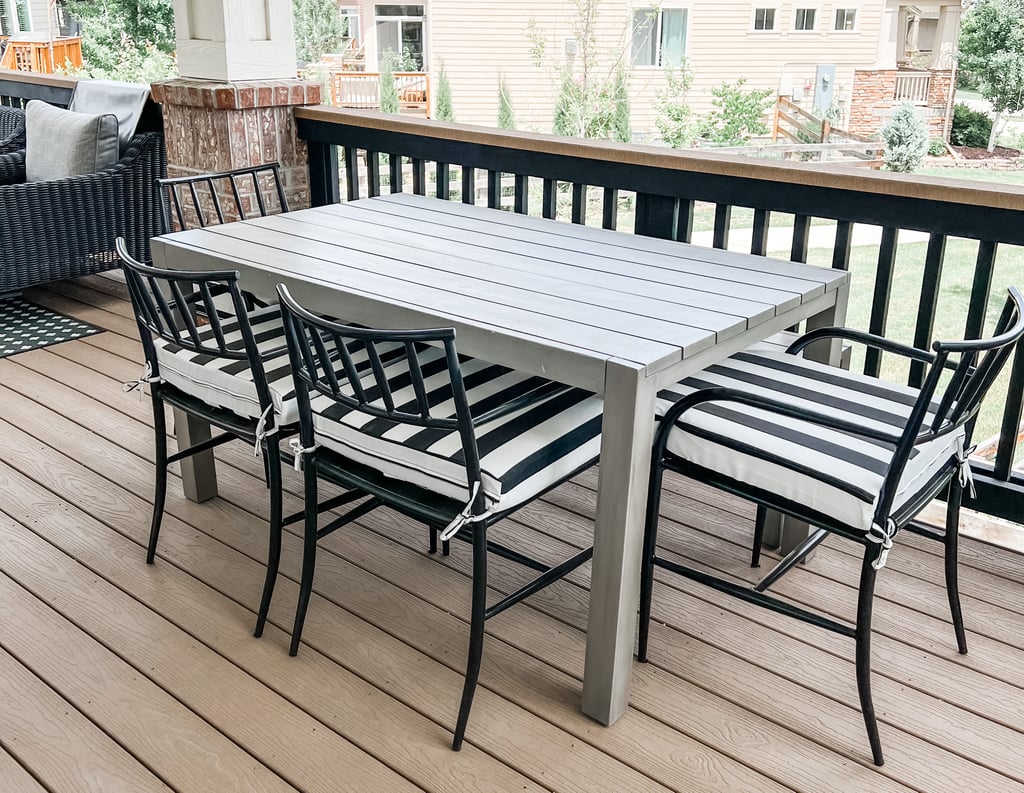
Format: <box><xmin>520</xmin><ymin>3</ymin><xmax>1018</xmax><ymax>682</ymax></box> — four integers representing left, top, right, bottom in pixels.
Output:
<box><xmin>793</xmin><ymin>7</ymin><xmax>818</xmax><ymax>33</ymax></box>
<box><xmin>833</xmin><ymin>7</ymin><xmax>858</xmax><ymax>32</ymax></box>
<box><xmin>631</xmin><ymin>6</ymin><xmax>690</xmax><ymax>68</ymax></box>
<box><xmin>751</xmin><ymin>7</ymin><xmax>778</xmax><ymax>33</ymax></box>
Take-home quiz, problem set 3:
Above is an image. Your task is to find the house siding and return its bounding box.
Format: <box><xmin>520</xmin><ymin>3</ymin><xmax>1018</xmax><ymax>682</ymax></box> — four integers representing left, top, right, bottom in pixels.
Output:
<box><xmin>417</xmin><ymin>1</ymin><xmax>886</xmax><ymax>139</ymax></box>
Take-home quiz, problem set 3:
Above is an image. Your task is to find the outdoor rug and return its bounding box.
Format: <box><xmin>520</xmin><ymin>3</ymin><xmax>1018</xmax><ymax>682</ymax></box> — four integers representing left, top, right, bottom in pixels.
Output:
<box><xmin>0</xmin><ymin>296</ymin><xmax>104</xmax><ymax>359</ymax></box>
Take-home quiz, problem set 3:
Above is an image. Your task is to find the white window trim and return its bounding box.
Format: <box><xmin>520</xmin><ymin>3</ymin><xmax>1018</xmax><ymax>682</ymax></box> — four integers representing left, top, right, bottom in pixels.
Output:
<box><xmin>631</xmin><ymin>5</ymin><xmax>691</xmax><ymax>70</ymax></box>
<box><xmin>792</xmin><ymin>6</ymin><xmax>819</xmax><ymax>33</ymax></box>
<box><xmin>832</xmin><ymin>6</ymin><xmax>860</xmax><ymax>33</ymax></box>
<box><xmin>750</xmin><ymin>6</ymin><xmax>780</xmax><ymax>33</ymax></box>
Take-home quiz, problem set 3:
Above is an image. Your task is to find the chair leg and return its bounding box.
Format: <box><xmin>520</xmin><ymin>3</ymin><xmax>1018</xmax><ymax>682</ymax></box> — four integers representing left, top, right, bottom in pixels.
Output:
<box><xmin>429</xmin><ymin>525</ymin><xmax>438</xmax><ymax>554</ymax></box>
<box><xmin>452</xmin><ymin>525</ymin><xmax>488</xmax><ymax>751</ymax></box>
<box><xmin>146</xmin><ymin>397</ymin><xmax>169</xmax><ymax>565</ymax></box>
<box><xmin>855</xmin><ymin>549</ymin><xmax>884</xmax><ymax>766</ymax></box>
<box><xmin>254</xmin><ymin>441</ymin><xmax>283</xmax><ymax>638</ymax></box>
<box><xmin>637</xmin><ymin>462</ymin><xmax>667</xmax><ymax>664</ymax></box>
<box><xmin>944</xmin><ymin>480</ymin><xmax>968</xmax><ymax>654</ymax></box>
<box><xmin>289</xmin><ymin>463</ymin><xmax>320</xmax><ymax>657</ymax></box>
<box><xmin>751</xmin><ymin>504</ymin><xmax>767</xmax><ymax>568</ymax></box>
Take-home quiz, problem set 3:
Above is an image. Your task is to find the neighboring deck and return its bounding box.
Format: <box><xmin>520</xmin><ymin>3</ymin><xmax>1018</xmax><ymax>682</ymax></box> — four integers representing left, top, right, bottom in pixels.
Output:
<box><xmin>2</xmin><ymin>275</ymin><xmax>1024</xmax><ymax>793</ymax></box>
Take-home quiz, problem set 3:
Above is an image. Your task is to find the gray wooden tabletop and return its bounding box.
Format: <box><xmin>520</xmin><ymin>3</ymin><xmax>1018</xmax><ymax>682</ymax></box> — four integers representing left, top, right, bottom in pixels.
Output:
<box><xmin>152</xmin><ymin>193</ymin><xmax>847</xmax><ymax>393</ymax></box>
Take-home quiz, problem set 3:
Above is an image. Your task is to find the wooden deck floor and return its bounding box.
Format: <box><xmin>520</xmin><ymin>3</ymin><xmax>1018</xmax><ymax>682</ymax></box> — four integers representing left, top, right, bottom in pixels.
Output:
<box><xmin>3</xmin><ymin>275</ymin><xmax>1024</xmax><ymax>793</ymax></box>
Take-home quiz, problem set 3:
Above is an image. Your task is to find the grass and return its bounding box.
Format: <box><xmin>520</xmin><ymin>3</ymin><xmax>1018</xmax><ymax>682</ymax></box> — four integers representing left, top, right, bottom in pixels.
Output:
<box><xmin>916</xmin><ymin>167</ymin><xmax>1024</xmax><ymax>185</ymax></box>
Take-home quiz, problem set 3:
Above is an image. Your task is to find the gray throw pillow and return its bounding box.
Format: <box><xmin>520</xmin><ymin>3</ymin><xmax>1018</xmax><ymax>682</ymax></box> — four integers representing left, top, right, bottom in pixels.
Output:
<box><xmin>68</xmin><ymin>80</ymin><xmax>150</xmax><ymax>155</ymax></box>
<box><xmin>25</xmin><ymin>100</ymin><xmax>119</xmax><ymax>182</ymax></box>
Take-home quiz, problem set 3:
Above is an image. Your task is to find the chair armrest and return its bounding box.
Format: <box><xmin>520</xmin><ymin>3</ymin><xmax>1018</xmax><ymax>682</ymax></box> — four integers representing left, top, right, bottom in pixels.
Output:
<box><xmin>471</xmin><ymin>380</ymin><xmax>576</xmax><ymax>426</ymax></box>
<box><xmin>788</xmin><ymin>326</ymin><xmax>935</xmax><ymax>365</ymax></box>
<box><xmin>658</xmin><ymin>386</ymin><xmax>905</xmax><ymax>450</ymax></box>
<box><xmin>0</xmin><ymin>149</ymin><xmax>25</xmax><ymax>185</ymax></box>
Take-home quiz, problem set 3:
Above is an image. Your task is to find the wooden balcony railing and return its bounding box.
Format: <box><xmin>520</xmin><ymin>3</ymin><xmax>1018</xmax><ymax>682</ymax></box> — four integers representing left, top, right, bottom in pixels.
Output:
<box><xmin>330</xmin><ymin>71</ymin><xmax>430</xmax><ymax>117</ymax></box>
<box><xmin>294</xmin><ymin>106</ymin><xmax>1024</xmax><ymax>525</ymax></box>
<box><xmin>894</xmin><ymin>71</ymin><xmax>931</xmax><ymax>105</ymax></box>
<box><xmin>0</xmin><ymin>68</ymin><xmax>76</xmax><ymax>107</ymax></box>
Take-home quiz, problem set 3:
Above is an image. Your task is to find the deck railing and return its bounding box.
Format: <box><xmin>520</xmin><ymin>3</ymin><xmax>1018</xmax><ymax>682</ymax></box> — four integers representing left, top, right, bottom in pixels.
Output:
<box><xmin>0</xmin><ymin>68</ymin><xmax>76</xmax><ymax>107</ymax></box>
<box><xmin>294</xmin><ymin>106</ymin><xmax>1024</xmax><ymax>524</ymax></box>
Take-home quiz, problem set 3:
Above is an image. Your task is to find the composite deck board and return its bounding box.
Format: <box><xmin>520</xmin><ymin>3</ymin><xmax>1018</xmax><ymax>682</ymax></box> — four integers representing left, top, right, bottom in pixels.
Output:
<box><xmin>0</xmin><ymin>747</ymin><xmax>48</xmax><ymax>793</ymax></box>
<box><xmin>0</xmin><ymin>276</ymin><xmax>1021</xmax><ymax>792</ymax></box>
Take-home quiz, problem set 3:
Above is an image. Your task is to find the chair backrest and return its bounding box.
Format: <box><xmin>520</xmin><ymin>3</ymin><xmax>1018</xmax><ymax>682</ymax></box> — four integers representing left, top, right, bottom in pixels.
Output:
<box><xmin>157</xmin><ymin>163</ymin><xmax>289</xmax><ymax>234</ymax></box>
<box><xmin>276</xmin><ymin>284</ymin><xmax>484</xmax><ymax>500</ymax></box>
<box><xmin>878</xmin><ymin>286</ymin><xmax>1024</xmax><ymax>518</ymax></box>
<box><xmin>115</xmin><ymin>238</ymin><xmax>277</xmax><ymax>414</ymax></box>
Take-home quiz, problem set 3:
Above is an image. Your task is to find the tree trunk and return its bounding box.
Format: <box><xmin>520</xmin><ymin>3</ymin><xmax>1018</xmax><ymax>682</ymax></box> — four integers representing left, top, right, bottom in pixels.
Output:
<box><xmin>987</xmin><ymin>110</ymin><xmax>1001</xmax><ymax>152</ymax></box>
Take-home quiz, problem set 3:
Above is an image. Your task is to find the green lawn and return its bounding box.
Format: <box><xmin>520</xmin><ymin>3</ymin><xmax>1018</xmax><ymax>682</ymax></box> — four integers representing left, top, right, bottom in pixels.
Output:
<box><xmin>917</xmin><ymin>167</ymin><xmax>1024</xmax><ymax>185</ymax></box>
<box><xmin>806</xmin><ymin>233</ymin><xmax>1022</xmax><ymax>453</ymax></box>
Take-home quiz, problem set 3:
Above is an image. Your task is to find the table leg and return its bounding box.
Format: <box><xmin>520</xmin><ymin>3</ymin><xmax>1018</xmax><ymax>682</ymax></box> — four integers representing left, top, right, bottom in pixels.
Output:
<box><xmin>764</xmin><ymin>281</ymin><xmax>852</xmax><ymax>555</ymax></box>
<box><xmin>582</xmin><ymin>359</ymin><xmax>656</xmax><ymax>726</ymax></box>
<box><xmin>173</xmin><ymin>407</ymin><xmax>219</xmax><ymax>503</ymax></box>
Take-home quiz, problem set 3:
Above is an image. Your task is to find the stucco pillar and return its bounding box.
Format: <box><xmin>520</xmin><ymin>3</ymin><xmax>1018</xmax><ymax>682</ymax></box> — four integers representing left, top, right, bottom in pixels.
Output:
<box><xmin>154</xmin><ymin>0</ymin><xmax>319</xmax><ymax>210</ymax></box>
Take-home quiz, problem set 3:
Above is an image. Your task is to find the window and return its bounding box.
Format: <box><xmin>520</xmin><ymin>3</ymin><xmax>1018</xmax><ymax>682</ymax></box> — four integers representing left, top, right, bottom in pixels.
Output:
<box><xmin>794</xmin><ymin>8</ymin><xmax>816</xmax><ymax>31</ymax></box>
<box><xmin>632</xmin><ymin>8</ymin><xmax>688</xmax><ymax>67</ymax></box>
<box><xmin>753</xmin><ymin>8</ymin><xmax>776</xmax><ymax>31</ymax></box>
<box><xmin>340</xmin><ymin>7</ymin><xmax>360</xmax><ymax>45</ymax></box>
<box><xmin>834</xmin><ymin>8</ymin><xmax>857</xmax><ymax>31</ymax></box>
<box><xmin>374</xmin><ymin>4</ymin><xmax>424</xmax><ymax>70</ymax></box>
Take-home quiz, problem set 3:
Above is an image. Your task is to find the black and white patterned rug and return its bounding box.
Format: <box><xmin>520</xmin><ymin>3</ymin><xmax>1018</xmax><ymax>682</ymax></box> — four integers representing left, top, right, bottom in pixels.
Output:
<box><xmin>0</xmin><ymin>297</ymin><xmax>103</xmax><ymax>359</ymax></box>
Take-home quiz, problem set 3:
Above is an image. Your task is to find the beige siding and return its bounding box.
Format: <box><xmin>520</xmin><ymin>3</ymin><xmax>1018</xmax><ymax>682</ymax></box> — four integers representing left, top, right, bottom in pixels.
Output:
<box><xmin>349</xmin><ymin>1</ymin><xmax>887</xmax><ymax>139</ymax></box>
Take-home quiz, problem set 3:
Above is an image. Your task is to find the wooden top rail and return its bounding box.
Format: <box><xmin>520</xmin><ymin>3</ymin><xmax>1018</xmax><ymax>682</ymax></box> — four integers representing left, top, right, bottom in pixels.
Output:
<box><xmin>0</xmin><ymin>68</ymin><xmax>78</xmax><ymax>91</ymax></box>
<box><xmin>294</xmin><ymin>105</ymin><xmax>1024</xmax><ymax>213</ymax></box>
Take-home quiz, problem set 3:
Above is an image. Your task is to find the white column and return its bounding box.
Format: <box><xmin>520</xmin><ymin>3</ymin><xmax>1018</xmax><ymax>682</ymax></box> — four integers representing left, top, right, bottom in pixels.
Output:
<box><xmin>172</xmin><ymin>0</ymin><xmax>297</xmax><ymax>81</ymax></box>
<box><xmin>875</xmin><ymin>3</ymin><xmax>902</xmax><ymax>69</ymax></box>
<box><xmin>930</xmin><ymin>4</ymin><xmax>961</xmax><ymax>70</ymax></box>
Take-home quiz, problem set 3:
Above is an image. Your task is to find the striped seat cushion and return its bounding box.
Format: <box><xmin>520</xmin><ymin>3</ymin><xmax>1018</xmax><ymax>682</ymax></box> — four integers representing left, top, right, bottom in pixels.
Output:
<box><xmin>154</xmin><ymin>305</ymin><xmax>299</xmax><ymax>426</ymax></box>
<box><xmin>656</xmin><ymin>347</ymin><xmax>964</xmax><ymax>533</ymax></box>
<box><xmin>309</xmin><ymin>345</ymin><xmax>603</xmax><ymax>515</ymax></box>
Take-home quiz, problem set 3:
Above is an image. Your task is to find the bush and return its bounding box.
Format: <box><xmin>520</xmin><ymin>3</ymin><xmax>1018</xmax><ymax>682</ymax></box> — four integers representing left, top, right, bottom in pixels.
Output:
<box><xmin>927</xmin><ymin>138</ymin><xmax>947</xmax><ymax>157</ymax></box>
<box><xmin>654</xmin><ymin>60</ymin><xmax>700</xmax><ymax>148</ymax></box>
<box><xmin>379</xmin><ymin>53</ymin><xmax>399</xmax><ymax>114</ymax></box>
<box><xmin>950</xmin><ymin>102</ymin><xmax>993</xmax><ymax>148</ymax></box>
<box><xmin>880</xmin><ymin>102</ymin><xmax>929</xmax><ymax>172</ymax></box>
<box><xmin>700</xmin><ymin>79</ymin><xmax>774</xmax><ymax>146</ymax></box>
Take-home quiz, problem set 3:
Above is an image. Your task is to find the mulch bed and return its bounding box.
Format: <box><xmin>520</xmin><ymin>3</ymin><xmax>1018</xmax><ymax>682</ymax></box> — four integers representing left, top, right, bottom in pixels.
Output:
<box><xmin>950</xmin><ymin>145</ymin><xmax>1022</xmax><ymax>160</ymax></box>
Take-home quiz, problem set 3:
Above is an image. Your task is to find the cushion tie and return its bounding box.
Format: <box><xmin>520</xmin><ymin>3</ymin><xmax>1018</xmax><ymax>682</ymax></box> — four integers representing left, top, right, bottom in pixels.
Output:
<box><xmin>439</xmin><ymin>480</ymin><xmax>486</xmax><ymax>542</ymax></box>
<box><xmin>253</xmin><ymin>403</ymin><xmax>278</xmax><ymax>457</ymax></box>
<box><xmin>123</xmin><ymin>362</ymin><xmax>163</xmax><ymax>401</ymax></box>
<box><xmin>867</xmin><ymin>518</ymin><xmax>898</xmax><ymax>570</ymax></box>
<box><xmin>288</xmin><ymin>437</ymin><xmax>320</xmax><ymax>472</ymax></box>
<box><xmin>955</xmin><ymin>435</ymin><xmax>977</xmax><ymax>500</ymax></box>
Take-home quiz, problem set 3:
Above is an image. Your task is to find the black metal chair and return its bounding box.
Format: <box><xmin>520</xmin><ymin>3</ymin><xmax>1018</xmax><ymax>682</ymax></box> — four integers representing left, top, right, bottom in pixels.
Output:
<box><xmin>638</xmin><ymin>287</ymin><xmax>1024</xmax><ymax>766</ymax></box>
<box><xmin>157</xmin><ymin>162</ymin><xmax>289</xmax><ymax>234</ymax></box>
<box><xmin>117</xmin><ymin>239</ymin><xmax>300</xmax><ymax>639</ymax></box>
<box><xmin>276</xmin><ymin>284</ymin><xmax>604</xmax><ymax>750</ymax></box>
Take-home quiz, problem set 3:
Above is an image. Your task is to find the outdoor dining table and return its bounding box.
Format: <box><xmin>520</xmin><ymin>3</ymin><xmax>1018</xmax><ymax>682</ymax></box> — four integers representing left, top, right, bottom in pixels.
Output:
<box><xmin>150</xmin><ymin>191</ymin><xmax>850</xmax><ymax>728</ymax></box>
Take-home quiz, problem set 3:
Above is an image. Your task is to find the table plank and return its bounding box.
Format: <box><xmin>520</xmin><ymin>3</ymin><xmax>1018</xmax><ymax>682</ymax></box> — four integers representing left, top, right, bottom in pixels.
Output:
<box><xmin>204</xmin><ymin>220</ymin><xmax>731</xmax><ymax>349</ymax></box>
<box><xmin>258</xmin><ymin>211</ymin><xmax>758</xmax><ymax>336</ymax></box>
<box><xmin>372</xmin><ymin>193</ymin><xmax>846</xmax><ymax>294</ymax></box>
<box><xmin>304</xmin><ymin>203</ymin><xmax>789</xmax><ymax>322</ymax></box>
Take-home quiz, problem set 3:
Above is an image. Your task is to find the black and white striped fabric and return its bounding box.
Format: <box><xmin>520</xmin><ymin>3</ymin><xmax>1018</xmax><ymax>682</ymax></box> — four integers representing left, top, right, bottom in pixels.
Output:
<box><xmin>656</xmin><ymin>344</ymin><xmax>964</xmax><ymax>533</ymax></box>
<box><xmin>309</xmin><ymin>344</ymin><xmax>604</xmax><ymax>515</ymax></box>
<box><xmin>154</xmin><ymin>306</ymin><xmax>299</xmax><ymax>425</ymax></box>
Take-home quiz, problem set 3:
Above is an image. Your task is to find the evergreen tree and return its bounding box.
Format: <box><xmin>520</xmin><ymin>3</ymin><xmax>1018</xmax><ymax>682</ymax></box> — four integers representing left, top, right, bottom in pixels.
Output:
<box><xmin>434</xmin><ymin>61</ymin><xmax>455</xmax><ymax>121</ymax></box>
<box><xmin>379</xmin><ymin>53</ymin><xmax>400</xmax><ymax>114</ymax></box>
<box><xmin>497</xmin><ymin>74</ymin><xmax>516</xmax><ymax>130</ymax></box>
<box><xmin>610</xmin><ymin>66</ymin><xmax>630</xmax><ymax>142</ymax></box>
<box><xmin>880</xmin><ymin>102</ymin><xmax>929</xmax><ymax>172</ymax></box>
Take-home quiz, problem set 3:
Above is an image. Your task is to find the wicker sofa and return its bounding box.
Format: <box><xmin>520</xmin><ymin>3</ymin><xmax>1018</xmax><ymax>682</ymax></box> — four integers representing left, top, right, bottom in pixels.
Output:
<box><xmin>0</xmin><ymin>129</ymin><xmax>165</xmax><ymax>294</ymax></box>
<box><xmin>0</xmin><ymin>105</ymin><xmax>25</xmax><ymax>153</ymax></box>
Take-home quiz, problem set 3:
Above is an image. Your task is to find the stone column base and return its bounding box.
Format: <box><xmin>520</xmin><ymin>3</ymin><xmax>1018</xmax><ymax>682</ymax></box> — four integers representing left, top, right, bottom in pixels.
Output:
<box><xmin>151</xmin><ymin>77</ymin><xmax>322</xmax><ymax>211</ymax></box>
